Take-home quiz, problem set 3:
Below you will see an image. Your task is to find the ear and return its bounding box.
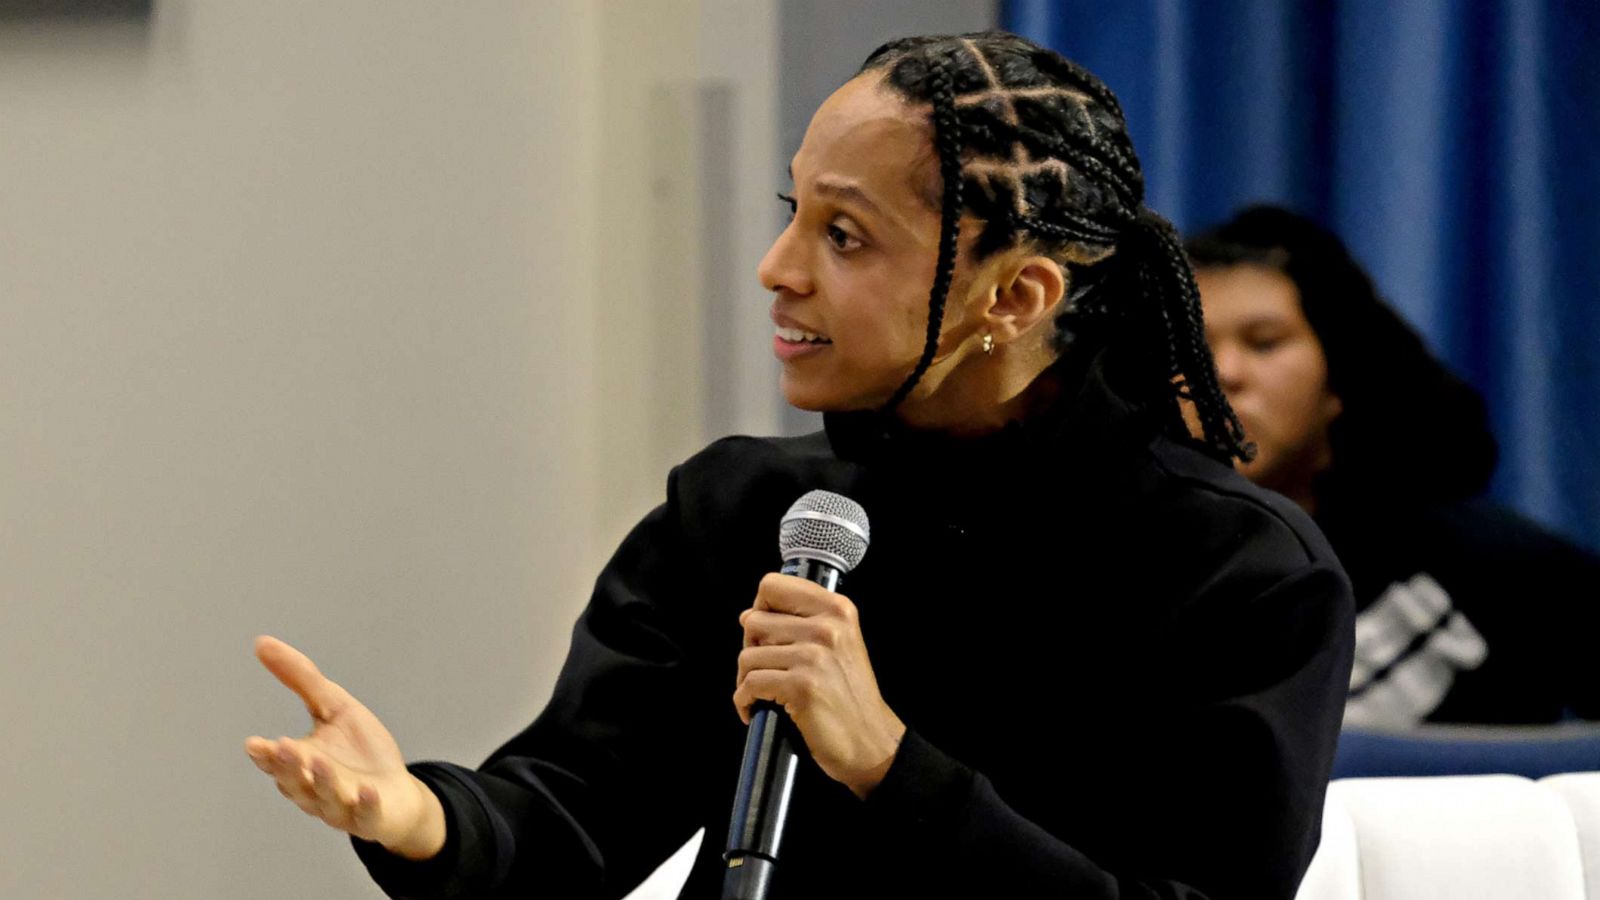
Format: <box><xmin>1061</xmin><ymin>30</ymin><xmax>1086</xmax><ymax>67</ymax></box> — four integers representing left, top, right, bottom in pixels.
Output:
<box><xmin>983</xmin><ymin>254</ymin><xmax>1066</xmax><ymax>348</ymax></box>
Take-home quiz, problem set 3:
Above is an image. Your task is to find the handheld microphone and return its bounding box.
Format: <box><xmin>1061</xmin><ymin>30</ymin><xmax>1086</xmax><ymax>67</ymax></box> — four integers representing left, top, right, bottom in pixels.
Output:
<box><xmin>722</xmin><ymin>490</ymin><xmax>870</xmax><ymax>900</ymax></box>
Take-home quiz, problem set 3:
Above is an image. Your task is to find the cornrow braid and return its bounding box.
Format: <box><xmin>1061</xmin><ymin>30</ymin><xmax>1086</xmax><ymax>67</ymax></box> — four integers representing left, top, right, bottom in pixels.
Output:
<box><xmin>1002</xmin><ymin>119</ymin><xmax>1141</xmax><ymax>209</ymax></box>
<box><xmin>1022</xmin><ymin>214</ymin><xmax>1121</xmax><ymax>246</ymax></box>
<box><xmin>1033</xmin><ymin>50</ymin><xmax>1128</xmax><ymax>122</ymax></box>
<box><xmin>860</xmin><ymin>31</ymin><xmax>1252</xmax><ymax>462</ymax></box>
<box><xmin>882</xmin><ymin>49</ymin><xmax>965</xmax><ymax>414</ymax></box>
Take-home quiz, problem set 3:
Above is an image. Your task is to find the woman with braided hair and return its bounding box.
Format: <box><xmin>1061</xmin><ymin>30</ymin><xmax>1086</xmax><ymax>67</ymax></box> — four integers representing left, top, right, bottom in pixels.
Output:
<box><xmin>245</xmin><ymin>32</ymin><xmax>1353</xmax><ymax>899</ymax></box>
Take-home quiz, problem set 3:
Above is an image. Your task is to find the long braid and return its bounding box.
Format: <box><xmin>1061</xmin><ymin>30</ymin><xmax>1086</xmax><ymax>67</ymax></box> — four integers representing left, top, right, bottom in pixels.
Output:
<box><xmin>882</xmin><ymin>51</ymin><xmax>965</xmax><ymax>414</ymax></box>
<box><xmin>861</xmin><ymin>31</ymin><xmax>1252</xmax><ymax>462</ymax></box>
<box><xmin>1134</xmin><ymin>211</ymin><xmax>1250</xmax><ymax>455</ymax></box>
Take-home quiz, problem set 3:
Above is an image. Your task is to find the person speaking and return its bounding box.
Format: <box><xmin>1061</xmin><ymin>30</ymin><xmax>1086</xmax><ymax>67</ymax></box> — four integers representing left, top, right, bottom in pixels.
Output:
<box><xmin>245</xmin><ymin>31</ymin><xmax>1354</xmax><ymax>899</ymax></box>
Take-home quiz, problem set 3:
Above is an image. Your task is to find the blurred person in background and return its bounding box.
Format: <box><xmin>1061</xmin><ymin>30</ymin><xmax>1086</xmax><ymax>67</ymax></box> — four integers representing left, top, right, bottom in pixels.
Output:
<box><xmin>1187</xmin><ymin>204</ymin><xmax>1600</xmax><ymax>730</ymax></box>
<box><xmin>245</xmin><ymin>37</ymin><xmax>1353</xmax><ymax>900</ymax></box>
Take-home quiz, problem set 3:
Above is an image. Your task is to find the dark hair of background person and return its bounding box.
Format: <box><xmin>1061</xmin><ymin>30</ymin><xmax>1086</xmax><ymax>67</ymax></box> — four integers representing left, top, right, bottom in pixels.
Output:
<box><xmin>856</xmin><ymin>31</ymin><xmax>1251</xmax><ymax>465</ymax></box>
<box><xmin>1186</xmin><ymin>204</ymin><xmax>1500</xmax><ymax>511</ymax></box>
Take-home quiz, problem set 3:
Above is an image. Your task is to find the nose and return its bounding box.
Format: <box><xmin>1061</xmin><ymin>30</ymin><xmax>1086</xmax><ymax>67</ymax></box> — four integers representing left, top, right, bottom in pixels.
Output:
<box><xmin>757</xmin><ymin>222</ymin><xmax>813</xmax><ymax>297</ymax></box>
<box><xmin>1210</xmin><ymin>341</ymin><xmax>1246</xmax><ymax>395</ymax></box>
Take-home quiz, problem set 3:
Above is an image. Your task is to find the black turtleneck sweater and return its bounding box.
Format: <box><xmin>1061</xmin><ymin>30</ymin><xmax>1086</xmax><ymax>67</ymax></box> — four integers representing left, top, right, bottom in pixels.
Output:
<box><xmin>352</xmin><ymin>355</ymin><xmax>1355</xmax><ymax>899</ymax></box>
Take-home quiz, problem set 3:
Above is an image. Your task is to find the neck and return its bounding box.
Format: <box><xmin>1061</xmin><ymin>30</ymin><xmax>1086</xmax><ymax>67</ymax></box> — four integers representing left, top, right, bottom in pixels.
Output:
<box><xmin>1257</xmin><ymin>451</ymin><xmax>1331</xmax><ymax>518</ymax></box>
<box><xmin>1281</xmin><ymin>482</ymin><xmax>1318</xmax><ymax>517</ymax></box>
<box><xmin>891</xmin><ymin>345</ymin><xmax>1062</xmax><ymax>437</ymax></box>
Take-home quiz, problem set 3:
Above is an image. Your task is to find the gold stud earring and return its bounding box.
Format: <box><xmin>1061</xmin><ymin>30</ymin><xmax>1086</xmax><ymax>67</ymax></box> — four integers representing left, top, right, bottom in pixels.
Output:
<box><xmin>981</xmin><ymin>332</ymin><xmax>995</xmax><ymax>355</ymax></box>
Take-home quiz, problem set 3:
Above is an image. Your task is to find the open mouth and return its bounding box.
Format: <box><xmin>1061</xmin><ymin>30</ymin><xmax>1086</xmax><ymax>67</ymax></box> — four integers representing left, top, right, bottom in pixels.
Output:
<box><xmin>774</xmin><ymin>325</ymin><xmax>832</xmax><ymax>345</ymax></box>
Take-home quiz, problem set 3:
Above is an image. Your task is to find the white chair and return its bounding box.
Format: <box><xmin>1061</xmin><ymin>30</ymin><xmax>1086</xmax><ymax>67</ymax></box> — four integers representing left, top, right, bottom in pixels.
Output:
<box><xmin>1297</xmin><ymin>773</ymin><xmax>1600</xmax><ymax>900</ymax></box>
<box><xmin>1540</xmin><ymin>773</ymin><xmax>1600</xmax><ymax>898</ymax></box>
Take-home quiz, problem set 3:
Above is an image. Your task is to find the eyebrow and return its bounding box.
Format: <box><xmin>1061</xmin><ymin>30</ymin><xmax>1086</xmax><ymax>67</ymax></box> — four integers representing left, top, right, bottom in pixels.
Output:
<box><xmin>814</xmin><ymin>180</ymin><xmax>886</xmax><ymax>219</ymax></box>
<box><xmin>1237</xmin><ymin>314</ymin><xmax>1292</xmax><ymax>328</ymax></box>
<box><xmin>1207</xmin><ymin>314</ymin><xmax>1295</xmax><ymax>338</ymax></box>
<box><xmin>788</xmin><ymin>164</ymin><xmax>890</xmax><ymax>222</ymax></box>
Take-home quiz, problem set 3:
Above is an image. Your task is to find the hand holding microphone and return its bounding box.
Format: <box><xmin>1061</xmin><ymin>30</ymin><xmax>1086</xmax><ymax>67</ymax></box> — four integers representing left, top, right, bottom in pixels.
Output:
<box><xmin>733</xmin><ymin>574</ymin><xmax>906</xmax><ymax>798</ymax></box>
<box><xmin>725</xmin><ymin>491</ymin><xmax>904</xmax><ymax>900</ymax></box>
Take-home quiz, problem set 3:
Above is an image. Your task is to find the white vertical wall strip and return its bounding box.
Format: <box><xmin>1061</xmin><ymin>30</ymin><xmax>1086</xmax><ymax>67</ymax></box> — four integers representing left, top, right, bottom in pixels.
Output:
<box><xmin>0</xmin><ymin>1</ymin><xmax>783</xmax><ymax>898</ymax></box>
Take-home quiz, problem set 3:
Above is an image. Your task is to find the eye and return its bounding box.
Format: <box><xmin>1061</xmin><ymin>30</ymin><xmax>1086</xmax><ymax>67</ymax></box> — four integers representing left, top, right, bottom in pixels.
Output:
<box><xmin>826</xmin><ymin>223</ymin><xmax>863</xmax><ymax>252</ymax></box>
<box><xmin>1246</xmin><ymin>336</ymin><xmax>1285</xmax><ymax>354</ymax></box>
<box><xmin>776</xmin><ymin>192</ymin><xmax>796</xmax><ymax>221</ymax></box>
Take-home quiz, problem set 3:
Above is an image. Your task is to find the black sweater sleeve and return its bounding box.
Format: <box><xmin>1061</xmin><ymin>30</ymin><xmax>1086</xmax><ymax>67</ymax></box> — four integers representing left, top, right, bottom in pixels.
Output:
<box><xmin>860</xmin><ymin>562</ymin><xmax>1356</xmax><ymax>900</ymax></box>
<box><xmin>351</xmin><ymin>464</ymin><xmax>721</xmax><ymax>900</ymax></box>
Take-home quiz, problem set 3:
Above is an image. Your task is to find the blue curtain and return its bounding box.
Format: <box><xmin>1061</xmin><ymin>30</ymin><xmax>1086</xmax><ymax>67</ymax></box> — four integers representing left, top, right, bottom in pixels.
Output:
<box><xmin>1005</xmin><ymin>0</ymin><xmax>1600</xmax><ymax>552</ymax></box>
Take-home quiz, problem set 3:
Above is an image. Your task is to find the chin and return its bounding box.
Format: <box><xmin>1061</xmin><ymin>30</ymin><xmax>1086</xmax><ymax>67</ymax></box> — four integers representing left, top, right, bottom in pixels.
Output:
<box><xmin>781</xmin><ymin>389</ymin><xmax>844</xmax><ymax>413</ymax></box>
<box><xmin>779</xmin><ymin>381</ymin><xmax>830</xmax><ymax>412</ymax></box>
<box><xmin>778</xmin><ymin>376</ymin><xmax>874</xmax><ymax>414</ymax></box>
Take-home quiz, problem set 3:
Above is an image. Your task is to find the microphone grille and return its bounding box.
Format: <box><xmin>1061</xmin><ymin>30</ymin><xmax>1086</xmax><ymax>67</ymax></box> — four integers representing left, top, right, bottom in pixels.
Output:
<box><xmin>778</xmin><ymin>490</ymin><xmax>870</xmax><ymax>572</ymax></box>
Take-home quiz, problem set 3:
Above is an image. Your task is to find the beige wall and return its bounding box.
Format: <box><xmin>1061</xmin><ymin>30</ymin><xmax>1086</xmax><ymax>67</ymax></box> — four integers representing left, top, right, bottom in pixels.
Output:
<box><xmin>0</xmin><ymin>2</ymin><xmax>777</xmax><ymax>897</ymax></box>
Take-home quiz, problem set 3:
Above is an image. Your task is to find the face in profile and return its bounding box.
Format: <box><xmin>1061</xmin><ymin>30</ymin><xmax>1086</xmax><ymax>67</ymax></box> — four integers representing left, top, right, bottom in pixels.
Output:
<box><xmin>1194</xmin><ymin>264</ymin><xmax>1343</xmax><ymax>504</ymax></box>
<box><xmin>757</xmin><ymin>73</ymin><xmax>981</xmax><ymax>413</ymax></box>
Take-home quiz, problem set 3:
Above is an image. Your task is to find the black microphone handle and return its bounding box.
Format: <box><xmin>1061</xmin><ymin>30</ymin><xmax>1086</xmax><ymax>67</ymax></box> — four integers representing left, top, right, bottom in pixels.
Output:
<box><xmin>722</xmin><ymin>556</ymin><xmax>841</xmax><ymax>900</ymax></box>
